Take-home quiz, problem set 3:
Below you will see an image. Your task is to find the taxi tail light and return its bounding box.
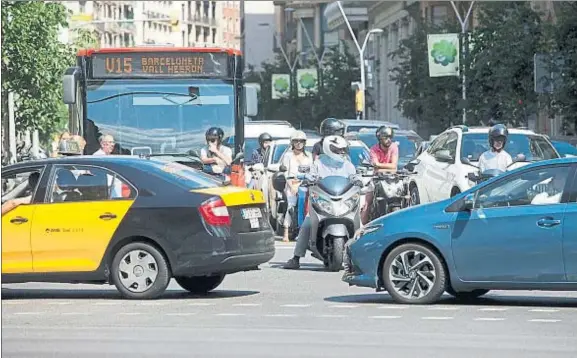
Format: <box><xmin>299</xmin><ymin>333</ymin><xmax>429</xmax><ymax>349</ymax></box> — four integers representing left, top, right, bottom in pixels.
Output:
<box><xmin>199</xmin><ymin>197</ymin><xmax>231</xmax><ymax>226</ymax></box>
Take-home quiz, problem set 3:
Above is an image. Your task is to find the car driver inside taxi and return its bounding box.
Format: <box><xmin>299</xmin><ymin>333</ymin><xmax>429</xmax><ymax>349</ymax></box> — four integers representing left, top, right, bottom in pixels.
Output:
<box><xmin>1</xmin><ymin>172</ymin><xmax>40</xmax><ymax>216</ymax></box>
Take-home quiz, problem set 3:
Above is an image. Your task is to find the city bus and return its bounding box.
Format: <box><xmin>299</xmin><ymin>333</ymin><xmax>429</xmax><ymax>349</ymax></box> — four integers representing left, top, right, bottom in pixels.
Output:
<box><xmin>62</xmin><ymin>47</ymin><xmax>258</xmax><ymax>186</ymax></box>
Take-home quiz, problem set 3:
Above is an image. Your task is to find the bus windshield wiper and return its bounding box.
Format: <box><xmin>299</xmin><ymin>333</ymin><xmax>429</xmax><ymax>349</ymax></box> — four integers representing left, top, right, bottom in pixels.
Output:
<box><xmin>87</xmin><ymin>91</ymin><xmax>198</xmax><ymax>104</ymax></box>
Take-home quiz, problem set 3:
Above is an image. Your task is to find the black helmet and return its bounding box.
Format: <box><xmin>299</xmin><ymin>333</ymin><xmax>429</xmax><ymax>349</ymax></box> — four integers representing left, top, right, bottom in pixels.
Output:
<box><xmin>489</xmin><ymin>124</ymin><xmax>508</xmax><ymax>148</ymax></box>
<box><xmin>206</xmin><ymin>127</ymin><xmax>224</xmax><ymax>141</ymax></box>
<box><xmin>258</xmin><ymin>132</ymin><xmax>273</xmax><ymax>146</ymax></box>
<box><xmin>319</xmin><ymin>118</ymin><xmax>345</xmax><ymax>136</ymax></box>
<box><xmin>376</xmin><ymin>126</ymin><xmax>395</xmax><ymax>140</ymax></box>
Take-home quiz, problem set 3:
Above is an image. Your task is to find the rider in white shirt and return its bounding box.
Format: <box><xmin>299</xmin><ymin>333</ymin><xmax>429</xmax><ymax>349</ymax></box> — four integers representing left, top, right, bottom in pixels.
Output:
<box><xmin>478</xmin><ymin>124</ymin><xmax>513</xmax><ymax>173</ymax></box>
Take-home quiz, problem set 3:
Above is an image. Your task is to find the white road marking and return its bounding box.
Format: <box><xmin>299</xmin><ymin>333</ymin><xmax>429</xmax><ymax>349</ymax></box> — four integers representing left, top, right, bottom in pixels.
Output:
<box><xmin>233</xmin><ymin>303</ymin><xmax>262</xmax><ymax>307</ymax></box>
<box><xmin>528</xmin><ymin>319</ymin><xmax>561</xmax><ymax>323</ymax></box>
<box><xmin>529</xmin><ymin>308</ymin><xmax>559</xmax><ymax>313</ymax></box>
<box><xmin>187</xmin><ymin>302</ymin><xmax>215</xmax><ymax>307</ymax></box>
<box><xmin>94</xmin><ymin>302</ymin><xmax>120</xmax><ymax>306</ymax></box>
<box><xmin>281</xmin><ymin>304</ymin><xmax>311</xmax><ymax>308</ymax></box>
<box><xmin>1</xmin><ymin>301</ymin><xmax>26</xmax><ymax>305</ymax></box>
<box><xmin>46</xmin><ymin>302</ymin><xmax>72</xmax><ymax>306</ymax></box>
<box><xmin>119</xmin><ymin>312</ymin><xmax>142</xmax><ymax>316</ymax></box>
<box><xmin>265</xmin><ymin>314</ymin><xmax>297</xmax><ymax>317</ymax></box>
<box><xmin>427</xmin><ymin>306</ymin><xmax>460</xmax><ymax>311</ymax></box>
<box><xmin>369</xmin><ymin>315</ymin><xmax>402</xmax><ymax>319</ymax></box>
<box><xmin>139</xmin><ymin>302</ymin><xmax>166</xmax><ymax>306</ymax></box>
<box><xmin>166</xmin><ymin>313</ymin><xmax>197</xmax><ymax>316</ymax></box>
<box><xmin>13</xmin><ymin>312</ymin><xmax>43</xmax><ymax>316</ymax></box>
<box><xmin>474</xmin><ymin>317</ymin><xmax>505</xmax><ymax>321</ymax></box>
<box><xmin>216</xmin><ymin>313</ymin><xmax>245</xmax><ymax>317</ymax></box>
<box><xmin>377</xmin><ymin>305</ymin><xmax>409</xmax><ymax>310</ymax></box>
<box><xmin>62</xmin><ymin>312</ymin><xmax>91</xmax><ymax>316</ymax></box>
<box><xmin>422</xmin><ymin>316</ymin><xmax>454</xmax><ymax>320</ymax></box>
<box><xmin>478</xmin><ymin>307</ymin><xmax>508</xmax><ymax>312</ymax></box>
<box><xmin>318</xmin><ymin>314</ymin><xmax>348</xmax><ymax>318</ymax></box>
<box><xmin>328</xmin><ymin>304</ymin><xmax>358</xmax><ymax>309</ymax></box>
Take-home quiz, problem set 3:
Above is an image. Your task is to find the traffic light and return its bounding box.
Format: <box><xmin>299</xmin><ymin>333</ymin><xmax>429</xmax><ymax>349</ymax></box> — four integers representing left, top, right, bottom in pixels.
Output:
<box><xmin>169</xmin><ymin>12</ymin><xmax>180</xmax><ymax>32</ymax></box>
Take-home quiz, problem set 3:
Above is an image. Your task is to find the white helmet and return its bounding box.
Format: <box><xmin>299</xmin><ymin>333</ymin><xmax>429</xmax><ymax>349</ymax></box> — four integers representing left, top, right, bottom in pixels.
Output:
<box><xmin>323</xmin><ymin>135</ymin><xmax>349</xmax><ymax>163</ymax></box>
<box><xmin>290</xmin><ymin>130</ymin><xmax>307</xmax><ymax>142</ymax></box>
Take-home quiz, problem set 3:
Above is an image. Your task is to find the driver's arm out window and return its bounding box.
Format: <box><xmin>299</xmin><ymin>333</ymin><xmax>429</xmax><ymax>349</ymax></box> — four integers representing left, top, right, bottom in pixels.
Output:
<box><xmin>2</xmin><ymin>169</ymin><xmax>43</xmax><ymax>215</ymax></box>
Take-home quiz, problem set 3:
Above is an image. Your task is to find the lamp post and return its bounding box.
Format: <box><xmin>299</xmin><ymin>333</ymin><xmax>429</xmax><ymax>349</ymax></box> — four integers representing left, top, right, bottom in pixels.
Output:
<box><xmin>335</xmin><ymin>1</ymin><xmax>383</xmax><ymax>120</ymax></box>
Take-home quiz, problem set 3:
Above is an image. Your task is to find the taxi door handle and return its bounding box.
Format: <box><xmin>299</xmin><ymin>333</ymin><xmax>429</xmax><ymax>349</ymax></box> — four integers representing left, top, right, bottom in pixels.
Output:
<box><xmin>99</xmin><ymin>213</ymin><xmax>117</xmax><ymax>220</ymax></box>
<box><xmin>10</xmin><ymin>216</ymin><xmax>28</xmax><ymax>224</ymax></box>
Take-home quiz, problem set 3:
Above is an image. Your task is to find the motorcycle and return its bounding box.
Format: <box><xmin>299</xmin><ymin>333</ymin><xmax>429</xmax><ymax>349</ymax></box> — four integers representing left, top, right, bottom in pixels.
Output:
<box><xmin>247</xmin><ymin>162</ymin><xmax>266</xmax><ymax>190</ymax></box>
<box><xmin>285</xmin><ymin>174</ymin><xmax>363</xmax><ymax>272</ymax></box>
<box><xmin>273</xmin><ymin>164</ymin><xmax>311</xmax><ymax>240</ymax></box>
<box><xmin>462</xmin><ymin>154</ymin><xmax>526</xmax><ymax>187</ymax></box>
<box><xmin>355</xmin><ymin>160</ymin><xmax>376</xmax><ymax>223</ymax></box>
<box><xmin>370</xmin><ymin>169</ymin><xmax>412</xmax><ymax>219</ymax></box>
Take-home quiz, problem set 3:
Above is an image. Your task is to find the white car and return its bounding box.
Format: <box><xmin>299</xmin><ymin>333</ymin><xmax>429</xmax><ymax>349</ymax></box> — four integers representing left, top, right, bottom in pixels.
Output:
<box><xmin>408</xmin><ymin>125</ymin><xmax>560</xmax><ymax>205</ymax></box>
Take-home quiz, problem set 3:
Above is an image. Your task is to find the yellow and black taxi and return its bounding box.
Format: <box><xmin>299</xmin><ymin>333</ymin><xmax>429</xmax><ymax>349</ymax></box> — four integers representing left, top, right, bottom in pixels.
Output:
<box><xmin>1</xmin><ymin>155</ymin><xmax>275</xmax><ymax>299</ymax></box>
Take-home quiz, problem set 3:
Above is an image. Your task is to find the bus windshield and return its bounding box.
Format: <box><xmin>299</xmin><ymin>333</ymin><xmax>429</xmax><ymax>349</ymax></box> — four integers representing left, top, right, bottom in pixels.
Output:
<box><xmin>85</xmin><ymin>78</ymin><xmax>235</xmax><ymax>155</ymax></box>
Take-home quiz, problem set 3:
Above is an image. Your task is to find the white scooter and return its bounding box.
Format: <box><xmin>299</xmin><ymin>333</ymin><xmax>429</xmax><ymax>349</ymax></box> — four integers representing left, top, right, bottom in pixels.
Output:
<box><xmin>303</xmin><ymin>175</ymin><xmax>364</xmax><ymax>272</ymax></box>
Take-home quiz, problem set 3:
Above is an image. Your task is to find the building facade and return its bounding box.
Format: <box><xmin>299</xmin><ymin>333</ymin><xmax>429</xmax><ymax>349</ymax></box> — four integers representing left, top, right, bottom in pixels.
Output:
<box><xmin>63</xmin><ymin>1</ymin><xmax>239</xmax><ymax>49</ymax></box>
<box><xmin>244</xmin><ymin>1</ymin><xmax>276</xmax><ymax>70</ymax></box>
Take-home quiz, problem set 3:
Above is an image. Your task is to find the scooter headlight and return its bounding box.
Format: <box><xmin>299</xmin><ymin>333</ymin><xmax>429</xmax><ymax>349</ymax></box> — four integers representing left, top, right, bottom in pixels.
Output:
<box><xmin>311</xmin><ymin>192</ymin><xmax>359</xmax><ymax>216</ymax></box>
<box><xmin>345</xmin><ymin>193</ymin><xmax>360</xmax><ymax>211</ymax></box>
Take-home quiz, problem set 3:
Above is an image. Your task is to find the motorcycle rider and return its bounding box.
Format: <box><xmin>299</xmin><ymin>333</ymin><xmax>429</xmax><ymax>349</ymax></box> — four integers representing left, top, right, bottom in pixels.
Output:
<box><xmin>251</xmin><ymin>132</ymin><xmax>273</xmax><ymax>164</ymax></box>
<box><xmin>200</xmin><ymin>127</ymin><xmax>233</xmax><ymax>176</ymax></box>
<box><xmin>283</xmin><ymin>135</ymin><xmax>359</xmax><ymax>270</ymax></box>
<box><xmin>311</xmin><ymin>118</ymin><xmax>346</xmax><ymax>160</ymax></box>
<box><xmin>280</xmin><ymin>130</ymin><xmax>313</xmax><ymax>242</ymax></box>
<box><xmin>478</xmin><ymin>124</ymin><xmax>513</xmax><ymax>173</ymax></box>
<box><xmin>370</xmin><ymin>126</ymin><xmax>399</xmax><ymax>173</ymax></box>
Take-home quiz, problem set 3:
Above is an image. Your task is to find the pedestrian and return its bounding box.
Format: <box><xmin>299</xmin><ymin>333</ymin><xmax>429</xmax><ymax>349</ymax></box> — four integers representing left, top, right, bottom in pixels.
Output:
<box><xmin>93</xmin><ymin>134</ymin><xmax>115</xmax><ymax>155</ymax></box>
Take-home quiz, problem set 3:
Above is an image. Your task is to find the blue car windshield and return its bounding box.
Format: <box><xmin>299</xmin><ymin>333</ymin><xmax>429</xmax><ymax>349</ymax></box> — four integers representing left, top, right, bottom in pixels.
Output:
<box><xmin>86</xmin><ymin>79</ymin><xmax>235</xmax><ymax>155</ymax></box>
<box><xmin>461</xmin><ymin>133</ymin><xmax>559</xmax><ymax>161</ymax></box>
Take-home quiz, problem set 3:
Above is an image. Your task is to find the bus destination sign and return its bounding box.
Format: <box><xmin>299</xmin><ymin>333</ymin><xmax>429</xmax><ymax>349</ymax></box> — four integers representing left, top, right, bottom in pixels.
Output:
<box><xmin>90</xmin><ymin>51</ymin><xmax>230</xmax><ymax>78</ymax></box>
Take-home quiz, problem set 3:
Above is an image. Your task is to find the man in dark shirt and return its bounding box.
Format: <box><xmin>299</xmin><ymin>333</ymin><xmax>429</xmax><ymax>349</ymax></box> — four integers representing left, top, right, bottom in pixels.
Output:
<box><xmin>312</xmin><ymin>118</ymin><xmax>346</xmax><ymax>160</ymax></box>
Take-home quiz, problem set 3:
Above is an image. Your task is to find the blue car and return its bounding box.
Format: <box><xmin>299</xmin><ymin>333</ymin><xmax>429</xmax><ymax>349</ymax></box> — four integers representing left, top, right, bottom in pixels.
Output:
<box><xmin>343</xmin><ymin>157</ymin><xmax>577</xmax><ymax>304</ymax></box>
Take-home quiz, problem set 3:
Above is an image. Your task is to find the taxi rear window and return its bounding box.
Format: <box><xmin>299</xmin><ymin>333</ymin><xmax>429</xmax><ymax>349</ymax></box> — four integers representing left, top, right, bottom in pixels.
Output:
<box><xmin>144</xmin><ymin>160</ymin><xmax>221</xmax><ymax>189</ymax></box>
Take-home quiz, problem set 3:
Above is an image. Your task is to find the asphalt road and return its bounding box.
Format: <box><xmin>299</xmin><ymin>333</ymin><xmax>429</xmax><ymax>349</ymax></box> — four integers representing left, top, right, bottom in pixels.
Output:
<box><xmin>2</xmin><ymin>241</ymin><xmax>577</xmax><ymax>358</ymax></box>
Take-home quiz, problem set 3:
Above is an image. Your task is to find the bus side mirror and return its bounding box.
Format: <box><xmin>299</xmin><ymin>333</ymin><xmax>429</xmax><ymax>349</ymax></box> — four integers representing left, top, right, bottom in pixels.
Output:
<box><xmin>244</xmin><ymin>85</ymin><xmax>258</xmax><ymax>117</ymax></box>
<box><xmin>63</xmin><ymin>67</ymin><xmax>81</xmax><ymax>104</ymax></box>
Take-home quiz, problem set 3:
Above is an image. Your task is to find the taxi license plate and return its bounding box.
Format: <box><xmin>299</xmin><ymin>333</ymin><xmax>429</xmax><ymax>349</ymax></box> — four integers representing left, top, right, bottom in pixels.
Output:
<box><xmin>241</xmin><ymin>208</ymin><xmax>262</xmax><ymax>220</ymax></box>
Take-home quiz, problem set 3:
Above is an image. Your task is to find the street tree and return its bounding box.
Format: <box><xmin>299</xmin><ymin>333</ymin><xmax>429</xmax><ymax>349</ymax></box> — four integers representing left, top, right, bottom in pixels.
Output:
<box><xmin>389</xmin><ymin>4</ymin><xmax>462</xmax><ymax>134</ymax></box>
<box><xmin>467</xmin><ymin>1</ymin><xmax>544</xmax><ymax>127</ymax></box>
<box><xmin>552</xmin><ymin>2</ymin><xmax>577</xmax><ymax>133</ymax></box>
<box><xmin>1</xmin><ymin>1</ymin><xmax>73</xmax><ymax>138</ymax></box>
<box><xmin>246</xmin><ymin>42</ymin><xmax>368</xmax><ymax>130</ymax></box>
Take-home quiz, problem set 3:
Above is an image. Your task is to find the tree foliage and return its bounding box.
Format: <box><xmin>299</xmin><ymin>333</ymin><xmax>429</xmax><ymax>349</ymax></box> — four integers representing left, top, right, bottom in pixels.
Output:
<box><xmin>390</xmin><ymin>4</ymin><xmax>462</xmax><ymax>135</ymax></box>
<box><xmin>245</xmin><ymin>42</ymin><xmax>371</xmax><ymax>130</ymax></box>
<box><xmin>391</xmin><ymin>1</ymin><xmax>577</xmax><ymax>133</ymax></box>
<box><xmin>1</xmin><ymin>1</ymin><xmax>73</xmax><ymax>137</ymax></box>
<box><xmin>467</xmin><ymin>1</ymin><xmax>544</xmax><ymax>126</ymax></box>
<box><xmin>553</xmin><ymin>1</ymin><xmax>577</xmax><ymax>133</ymax></box>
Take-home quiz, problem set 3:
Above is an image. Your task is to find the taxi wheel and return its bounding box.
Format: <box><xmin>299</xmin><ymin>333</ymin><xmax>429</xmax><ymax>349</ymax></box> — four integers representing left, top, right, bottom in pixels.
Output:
<box><xmin>175</xmin><ymin>274</ymin><xmax>225</xmax><ymax>294</ymax></box>
<box><xmin>110</xmin><ymin>242</ymin><xmax>171</xmax><ymax>300</ymax></box>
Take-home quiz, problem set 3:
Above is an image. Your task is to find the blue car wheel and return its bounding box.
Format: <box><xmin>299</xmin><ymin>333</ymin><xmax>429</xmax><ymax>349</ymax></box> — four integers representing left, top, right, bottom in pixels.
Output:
<box><xmin>382</xmin><ymin>243</ymin><xmax>447</xmax><ymax>305</ymax></box>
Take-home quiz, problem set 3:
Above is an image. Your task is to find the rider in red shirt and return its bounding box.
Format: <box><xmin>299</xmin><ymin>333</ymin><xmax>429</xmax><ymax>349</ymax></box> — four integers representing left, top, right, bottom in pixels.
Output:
<box><xmin>370</xmin><ymin>126</ymin><xmax>399</xmax><ymax>172</ymax></box>
<box><xmin>362</xmin><ymin>126</ymin><xmax>399</xmax><ymax>223</ymax></box>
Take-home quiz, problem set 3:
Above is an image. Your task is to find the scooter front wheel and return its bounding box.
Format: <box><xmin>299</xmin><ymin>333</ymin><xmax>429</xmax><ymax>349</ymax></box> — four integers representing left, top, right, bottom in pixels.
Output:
<box><xmin>327</xmin><ymin>237</ymin><xmax>345</xmax><ymax>272</ymax></box>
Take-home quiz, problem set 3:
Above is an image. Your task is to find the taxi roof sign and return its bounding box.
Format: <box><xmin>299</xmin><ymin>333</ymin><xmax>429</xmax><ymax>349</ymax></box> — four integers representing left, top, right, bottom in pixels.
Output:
<box><xmin>58</xmin><ymin>139</ymin><xmax>83</xmax><ymax>156</ymax></box>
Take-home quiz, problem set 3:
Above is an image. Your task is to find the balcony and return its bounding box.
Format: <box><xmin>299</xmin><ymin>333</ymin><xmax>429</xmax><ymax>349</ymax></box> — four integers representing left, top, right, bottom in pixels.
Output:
<box><xmin>324</xmin><ymin>1</ymin><xmax>369</xmax><ymax>31</ymax></box>
<box><xmin>119</xmin><ymin>21</ymin><xmax>136</xmax><ymax>33</ymax></box>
